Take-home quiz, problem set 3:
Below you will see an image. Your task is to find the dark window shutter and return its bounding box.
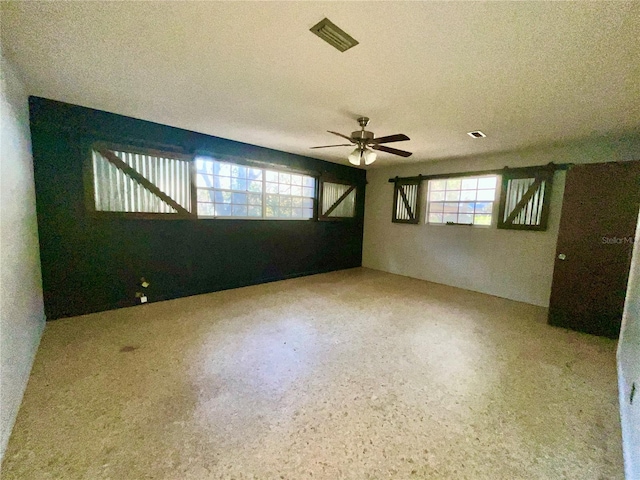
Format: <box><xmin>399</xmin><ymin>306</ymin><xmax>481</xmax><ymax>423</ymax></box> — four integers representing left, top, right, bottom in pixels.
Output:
<box><xmin>497</xmin><ymin>166</ymin><xmax>554</xmax><ymax>230</ymax></box>
<box><xmin>392</xmin><ymin>179</ymin><xmax>421</xmax><ymax>224</ymax></box>
<box><xmin>319</xmin><ymin>180</ymin><xmax>357</xmax><ymax>220</ymax></box>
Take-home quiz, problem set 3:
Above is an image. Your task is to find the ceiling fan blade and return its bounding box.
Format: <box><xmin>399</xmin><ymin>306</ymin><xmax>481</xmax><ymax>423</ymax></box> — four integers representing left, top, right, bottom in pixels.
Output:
<box><xmin>371</xmin><ymin>144</ymin><xmax>413</xmax><ymax>157</ymax></box>
<box><xmin>327</xmin><ymin>131</ymin><xmax>354</xmax><ymax>142</ymax></box>
<box><xmin>310</xmin><ymin>144</ymin><xmax>353</xmax><ymax>149</ymax></box>
<box><xmin>369</xmin><ymin>134</ymin><xmax>410</xmax><ymax>144</ymax></box>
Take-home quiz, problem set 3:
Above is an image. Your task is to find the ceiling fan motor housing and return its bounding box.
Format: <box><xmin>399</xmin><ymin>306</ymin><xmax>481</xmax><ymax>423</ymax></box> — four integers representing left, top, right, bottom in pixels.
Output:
<box><xmin>351</xmin><ymin>130</ymin><xmax>374</xmax><ymax>143</ymax></box>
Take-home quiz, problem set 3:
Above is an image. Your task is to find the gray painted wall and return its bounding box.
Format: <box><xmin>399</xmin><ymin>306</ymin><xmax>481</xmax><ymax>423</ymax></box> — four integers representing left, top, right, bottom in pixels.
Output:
<box><xmin>363</xmin><ymin>135</ymin><xmax>640</xmax><ymax>307</ymax></box>
<box><xmin>618</xmin><ymin>209</ymin><xmax>640</xmax><ymax>479</ymax></box>
<box><xmin>0</xmin><ymin>53</ymin><xmax>45</xmax><ymax>460</ymax></box>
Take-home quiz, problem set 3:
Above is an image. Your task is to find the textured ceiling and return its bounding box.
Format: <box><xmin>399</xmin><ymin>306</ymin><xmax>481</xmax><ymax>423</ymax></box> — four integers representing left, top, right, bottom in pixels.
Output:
<box><xmin>1</xmin><ymin>1</ymin><xmax>638</xmax><ymax>168</ymax></box>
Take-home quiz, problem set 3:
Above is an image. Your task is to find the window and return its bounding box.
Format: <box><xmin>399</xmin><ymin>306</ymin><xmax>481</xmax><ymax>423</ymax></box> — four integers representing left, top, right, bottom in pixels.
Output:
<box><xmin>90</xmin><ymin>145</ymin><xmax>194</xmax><ymax>217</ymax></box>
<box><xmin>392</xmin><ymin>179</ymin><xmax>421</xmax><ymax>224</ymax></box>
<box><xmin>426</xmin><ymin>175</ymin><xmax>497</xmax><ymax>226</ymax></box>
<box><xmin>196</xmin><ymin>157</ymin><xmax>316</xmax><ymax>219</ymax></box>
<box><xmin>497</xmin><ymin>167</ymin><xmax>553</xmax><ymax>230</ymax></box>
<box><xmin>319</xmin><ymin>181</ymin><xmax>356</xmax><ymax>219</ymax></box>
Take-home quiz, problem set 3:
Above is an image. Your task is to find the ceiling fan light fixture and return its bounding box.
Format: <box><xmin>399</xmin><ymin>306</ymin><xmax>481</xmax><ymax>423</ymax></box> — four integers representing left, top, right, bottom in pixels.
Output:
<box><xmin>348</xmin><ymin>147</ymin><xmax>362</xmax><ymax>166</ymax></box>
<box><xmin>363</xmin><ymin>148</ymin><xmax>377</xmax><ymax>165</ymax></box>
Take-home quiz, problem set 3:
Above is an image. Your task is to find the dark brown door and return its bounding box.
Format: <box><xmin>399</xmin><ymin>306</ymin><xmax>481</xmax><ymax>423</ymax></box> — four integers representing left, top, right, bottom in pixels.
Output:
<box><xmin>548</xmin><ymin>161</ymin><xmax>640</xmax><ymax>338</ymax></box>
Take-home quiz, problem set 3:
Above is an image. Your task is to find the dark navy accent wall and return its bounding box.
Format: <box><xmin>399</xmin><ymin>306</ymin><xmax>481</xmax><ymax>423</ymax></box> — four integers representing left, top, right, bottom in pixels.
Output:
<box><xmin>29</xmin><ymin>97</ymin><xmax>366</xmax><ymax>319</ymax></box>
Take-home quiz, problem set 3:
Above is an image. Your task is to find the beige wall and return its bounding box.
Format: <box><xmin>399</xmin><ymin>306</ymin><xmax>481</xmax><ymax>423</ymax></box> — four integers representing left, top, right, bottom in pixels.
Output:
<box><xmin>0</xmin><ymin>53</ymin><xmax>45</xmax><ymax>460</ymax></box>
<box><xmin>363</xmin><ymin>135</ymin><xmax>640</xmax><ymax>307</ymax></box>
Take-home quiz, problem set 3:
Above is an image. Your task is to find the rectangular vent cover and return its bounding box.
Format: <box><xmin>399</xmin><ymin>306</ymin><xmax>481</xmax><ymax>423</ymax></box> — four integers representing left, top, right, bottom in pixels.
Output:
<box><xmin>467</xmin><ymin>131</ymin><xmax>486</xmax><ymax>138</ymax></box>
<box><xmin>310</xmin><ymin>18</ymin><xmax>359</xmax><ymax>52</ymax></box>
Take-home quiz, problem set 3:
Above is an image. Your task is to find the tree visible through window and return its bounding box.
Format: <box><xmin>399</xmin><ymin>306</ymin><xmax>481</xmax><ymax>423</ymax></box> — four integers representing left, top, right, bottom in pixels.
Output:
<box><xmin>196</xmin><ymin>157</ymin><xmax>316</xmax><ymax>219</ymax></box>
<box><xmin>426</xmin><ymin>175</ymin><xmax>498</xmax><ymax>226</ymax></box>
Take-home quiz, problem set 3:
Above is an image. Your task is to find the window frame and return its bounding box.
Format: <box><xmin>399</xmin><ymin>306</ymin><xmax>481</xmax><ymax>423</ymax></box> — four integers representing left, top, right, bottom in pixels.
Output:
<box><xmin>318</xmin><ymin>176</ymin><xmax>359</xmax><ymax>222</ymax></box>
<box><xmin>387</xmin><ymin>163</ymin><xmax>564</xmax><ymax>230</ymax></box>
<box><xmin>84</xmin><ymin>142</ymin><xmax>196</xmax><ymax>220</ymax></box>
<box><xmin>425</xmin><ymin>174</ymin><xmax>499</xmax><ymax>228</ymax></box>
<box><xmin>496</xmin><ymin>166</ymin><xmax>554</xmax><ymax>231</ymax></box>
<box><xmin>194</xmin><ymin>153</ymin><xmax>319</xmax><ymax>221</ymax></box>
<box><xmin>85</xmin><ymin>144</ymin><xmax>368</xmax><ymax>223</ymax></box>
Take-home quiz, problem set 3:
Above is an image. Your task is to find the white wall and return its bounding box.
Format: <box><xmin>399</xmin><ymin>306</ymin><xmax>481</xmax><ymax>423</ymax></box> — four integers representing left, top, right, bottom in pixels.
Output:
<box><xmin>0</xmin><ymin>53</ymin><xmax>45</xmax><ymax>460</ymax></box>
<box><xmin>363</xmin><ymin>135</ymin><xmax>640</xmax><ymax>307</ymax></box>
<box><xmin>618</xmin><ymin>209</ymin><xmax>640</xmax><ymax>480</ymax></box>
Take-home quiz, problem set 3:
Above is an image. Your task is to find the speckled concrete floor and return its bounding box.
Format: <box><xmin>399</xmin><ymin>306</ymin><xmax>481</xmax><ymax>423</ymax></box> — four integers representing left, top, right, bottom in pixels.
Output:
<box><xmin>2</xmin><ymin>268</ymin><xmax>623</xmax><ymax>479</ymax></box>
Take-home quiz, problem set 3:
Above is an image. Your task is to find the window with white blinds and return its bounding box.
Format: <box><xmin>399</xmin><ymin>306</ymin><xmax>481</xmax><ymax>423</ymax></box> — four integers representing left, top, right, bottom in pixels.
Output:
<box><xmin>320</xmin><ymin>182</ymin><xmax>356</xmax><ymax>219</ymax></box>
<box><xmin>91</xmin><ymin>147</ymin><xmax>193</xmax><ymax>216</ymax></box>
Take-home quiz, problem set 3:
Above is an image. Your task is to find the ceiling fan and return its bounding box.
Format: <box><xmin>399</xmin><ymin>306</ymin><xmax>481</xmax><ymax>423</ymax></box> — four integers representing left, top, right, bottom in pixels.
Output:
<box><xmin>311</xmin><ymin>117</ymin><xmax>412</xmax><ymax>166</ymax></box>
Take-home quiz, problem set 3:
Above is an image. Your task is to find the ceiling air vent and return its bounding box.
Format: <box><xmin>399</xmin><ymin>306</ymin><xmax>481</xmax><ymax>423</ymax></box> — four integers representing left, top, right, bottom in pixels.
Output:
<box><xmin>310</xmin><ymin>18</ymin><xmax>359</xmax><ymax>52</ymax></box>
<box><xmin>467</xmin><ymin>131</ymin><xmax>486</xmax><ymax>138</ymax></box>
